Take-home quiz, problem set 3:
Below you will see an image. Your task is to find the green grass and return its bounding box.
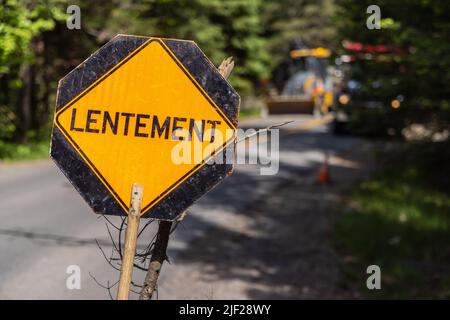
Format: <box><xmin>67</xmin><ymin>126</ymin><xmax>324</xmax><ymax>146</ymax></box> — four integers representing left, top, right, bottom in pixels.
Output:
<box><xmin>0</xmin><ymin>140</ymin><xmax>49</xmax><ymax>162</ymax></box>
<box><xmin>239</xmin><ymin>107</ymin><xmax>261</xmax><ymax>119</ymax></box>
<box><xmin>334</xmin><ymin>141</ymin><xmax>450</xmax><ymax>298</ymax></box>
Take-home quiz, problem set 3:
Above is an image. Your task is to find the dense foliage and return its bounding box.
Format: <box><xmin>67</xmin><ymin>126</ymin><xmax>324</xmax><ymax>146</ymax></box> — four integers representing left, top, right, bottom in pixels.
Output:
<box><xmin>335</xmin><ymin>0</ymin><xmax>450</xmax><ymax>134</ymax></box>
<box><xmin>0</xmin><ymin>0</ymin><xmax>338</xmax><ymax>144</ymax></box>
<box><xmin>0</xmin><ymin>0</ymin><xmax>448</xmax><ymax>145</ymax></box>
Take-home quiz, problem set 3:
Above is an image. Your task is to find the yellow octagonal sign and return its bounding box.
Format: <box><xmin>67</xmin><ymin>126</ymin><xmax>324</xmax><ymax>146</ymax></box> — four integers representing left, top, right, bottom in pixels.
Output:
<box><xmin>51</xmin><ymin>35</ymin><xmax>240</xmax><ymax>221</ymax></box>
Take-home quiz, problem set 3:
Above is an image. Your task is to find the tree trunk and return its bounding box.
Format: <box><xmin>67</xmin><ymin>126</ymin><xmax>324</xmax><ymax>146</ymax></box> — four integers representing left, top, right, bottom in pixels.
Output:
<box><xmin>15</xmin><ymin>64</ymin><xmax>33</xmax><ymax>143</ymax></box>
<box><xmin>139</xmin><ymin>221</ymin><xmax>172</xmax><ymax>300</ymax></box>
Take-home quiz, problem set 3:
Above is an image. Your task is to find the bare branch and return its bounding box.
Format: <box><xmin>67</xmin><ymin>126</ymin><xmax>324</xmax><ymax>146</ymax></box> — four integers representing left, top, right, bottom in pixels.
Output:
<box><xmin>95</xmin><ymin>239</ymin><xmax>121</xmax><ymax>271</ymax></box>
<box><xmin>89</xmin><ymin>272</ymin><xmax>118</xmax><ymax>300</ymax></box>
<box><xmin>237</xmin><ymin>120</ymin><xmax>294</xmax><ymax>143</ymax></box>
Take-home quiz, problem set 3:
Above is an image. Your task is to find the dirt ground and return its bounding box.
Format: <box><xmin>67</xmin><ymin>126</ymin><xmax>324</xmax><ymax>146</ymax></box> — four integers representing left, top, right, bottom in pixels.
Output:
<box><xmin>158</xmin><ymin>141</ymin><xmax>375</xmax><ymax>299</ymax></box>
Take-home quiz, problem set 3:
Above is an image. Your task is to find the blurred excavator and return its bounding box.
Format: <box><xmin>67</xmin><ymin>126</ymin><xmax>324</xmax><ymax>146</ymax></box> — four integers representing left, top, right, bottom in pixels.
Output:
<box><xmin>265</xmin><ymin>39</ymin><xmax>333</xmax><ymax>115</ymax></box>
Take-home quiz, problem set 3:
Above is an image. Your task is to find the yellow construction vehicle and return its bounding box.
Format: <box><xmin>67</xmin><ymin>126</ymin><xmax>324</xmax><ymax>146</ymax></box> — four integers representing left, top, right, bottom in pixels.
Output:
<box><xmin>265</xmin><ymin>39</ymin><xmax>333</xmax><ymax>115</ymax></box>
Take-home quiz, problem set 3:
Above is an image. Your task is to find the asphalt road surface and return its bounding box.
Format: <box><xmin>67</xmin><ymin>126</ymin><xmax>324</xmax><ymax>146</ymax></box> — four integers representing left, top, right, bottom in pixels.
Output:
<box><xmin>0</xmin><ymin>114</ymin><xmax>362</xmax><ymax>299</ymax></box>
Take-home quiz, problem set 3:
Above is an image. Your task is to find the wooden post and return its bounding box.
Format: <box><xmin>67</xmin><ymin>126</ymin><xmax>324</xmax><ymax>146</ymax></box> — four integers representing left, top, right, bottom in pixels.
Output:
<box><xmin>116</xmin><ymin>183</ymin><xmax>143</xmax><ymax>300</ymax></box>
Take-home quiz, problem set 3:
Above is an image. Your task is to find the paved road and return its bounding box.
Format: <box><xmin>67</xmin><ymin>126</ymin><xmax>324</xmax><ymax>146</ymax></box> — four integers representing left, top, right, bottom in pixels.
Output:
<box><xmin>0</xmin><ymin>114</ymin><xmax>362</xmax><ymax>299</ymax></box>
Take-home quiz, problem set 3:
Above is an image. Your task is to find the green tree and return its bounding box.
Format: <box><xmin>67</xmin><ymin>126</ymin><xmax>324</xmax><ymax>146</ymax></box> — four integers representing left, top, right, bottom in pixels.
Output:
<box><xmin>0</xmin><ymin>0</ymin><xmax>65</xmax><ymax>141</ymax></box>
<box><xmin>1</xmin><ymin>0</ymin><xmax>342</xmax><ymax>148</ymax></box>
<box><xmin>335</xmin><ymin>0</ymin><xmax>450</xmax><ymax>123</ymax></box>
<box><xmin>135</xmin><ymin>0</ymin><xmax>271</xmax><ymax>94</ymax></box>
<box><xmin>263</xmin><ymin>0</ymin><xmax>337</xmax><ymax>68</ymax></box>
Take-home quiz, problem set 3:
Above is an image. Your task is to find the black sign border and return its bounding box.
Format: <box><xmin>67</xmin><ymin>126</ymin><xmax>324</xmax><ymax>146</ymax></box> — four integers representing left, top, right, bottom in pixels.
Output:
<box><xmin>54</xmin><ymin>38</ymin><xmax>236</xmax><ymax>217</ymax></box>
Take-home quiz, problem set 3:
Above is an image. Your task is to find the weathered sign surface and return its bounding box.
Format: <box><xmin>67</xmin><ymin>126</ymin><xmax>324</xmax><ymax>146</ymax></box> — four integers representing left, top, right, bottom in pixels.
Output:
<box><xmin>50</xmin><ymin>35</ymin><xmax>240</xmax><ymax>220</ymax></box>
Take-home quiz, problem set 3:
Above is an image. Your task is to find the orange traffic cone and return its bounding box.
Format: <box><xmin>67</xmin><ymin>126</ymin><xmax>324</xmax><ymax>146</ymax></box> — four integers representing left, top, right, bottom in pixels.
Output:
<box><xmin>318</xmin><ymin>152</ymin><xmax>331</xmax><ymax>184</ymax></box>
